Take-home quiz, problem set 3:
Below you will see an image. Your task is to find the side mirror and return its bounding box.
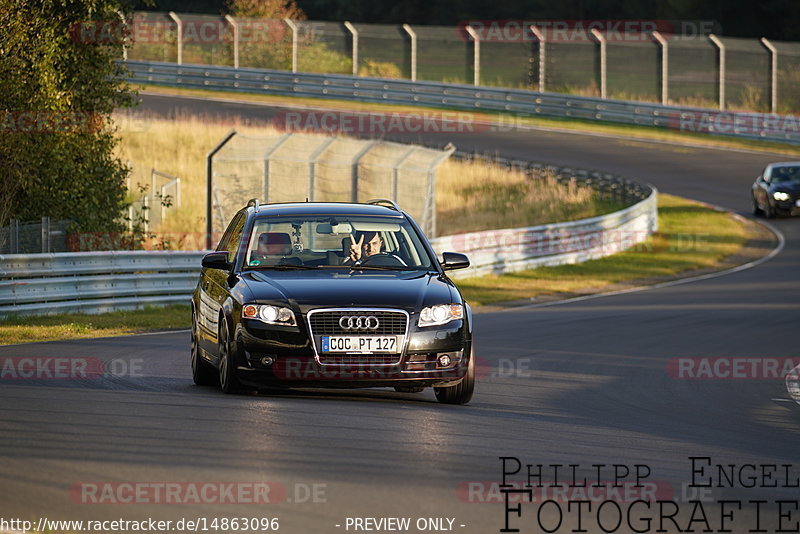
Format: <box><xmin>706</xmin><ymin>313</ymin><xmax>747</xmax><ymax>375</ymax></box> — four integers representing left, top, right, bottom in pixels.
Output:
<box><xmin>202</xmin><ymin>251</ymin><xmax>231</xmax><ymax>271</ymax></box>
<box><xmin>441</xmin><ymin>252</ymin><xmax>470</xmax><ymax>271</ymax></box>
<box><xmin>763</xmin><ymin>175</ymin><xmax>770</xmax><ymax>183</ymax></box>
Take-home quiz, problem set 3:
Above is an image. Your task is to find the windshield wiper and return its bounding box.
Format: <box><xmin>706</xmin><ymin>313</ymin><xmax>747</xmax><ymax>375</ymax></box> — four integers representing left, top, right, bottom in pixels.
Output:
<box><xmin>349</xmin><ymin>265</ymin><xmax>424</xmax><ymax>271</ymax></box>
<box><xmin>249</xmin><ymin>264</ymin><xmax>318</xmax><ymax>270</ymax></box>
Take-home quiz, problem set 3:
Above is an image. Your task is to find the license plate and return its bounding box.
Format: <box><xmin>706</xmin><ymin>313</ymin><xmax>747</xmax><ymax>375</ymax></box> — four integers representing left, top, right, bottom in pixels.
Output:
<box><xmin>321</xmin><ymin>335</ymin><xmax>399</xmax><ymax>353</ymax></box>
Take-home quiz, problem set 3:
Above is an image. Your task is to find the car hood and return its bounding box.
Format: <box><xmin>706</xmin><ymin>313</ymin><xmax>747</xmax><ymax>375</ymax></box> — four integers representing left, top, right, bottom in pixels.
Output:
<box><xmin>770</xmin><ymin>183</ymin><xmax>800</xmax><ymax>194</ymax></box>
<box><xmin>240</xmin><ymin>269</ymin><xmax>456</xmax><ymax>311</ymax></box>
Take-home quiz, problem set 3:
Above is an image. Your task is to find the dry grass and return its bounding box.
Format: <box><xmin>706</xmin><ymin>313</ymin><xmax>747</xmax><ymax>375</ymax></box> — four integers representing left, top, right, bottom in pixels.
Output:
<box><xmin>115</xmin><ymin>113</ymin><xmax>278</xmax><ymax>238</ymax></box>
<box><xmin>458</xmin><ymin>193</ymin><xmax>750</xmax><ymax>306</ymax></box>
<box><xmin>115</xmin><ymin>114</ymin><xmax>618</xmax><ymax>244</ymax></box>
<box><xmin>436</xmin><ymin>159</ymin><xmax>620</xmax><ymax>235</ymax></box>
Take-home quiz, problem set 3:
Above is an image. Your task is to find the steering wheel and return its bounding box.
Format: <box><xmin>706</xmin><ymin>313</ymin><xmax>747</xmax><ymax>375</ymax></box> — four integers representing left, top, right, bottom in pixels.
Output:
<box><xmin>357</xmin><ymin>253</ymin><xmax>408</xmax><ymax>267</ymax></box>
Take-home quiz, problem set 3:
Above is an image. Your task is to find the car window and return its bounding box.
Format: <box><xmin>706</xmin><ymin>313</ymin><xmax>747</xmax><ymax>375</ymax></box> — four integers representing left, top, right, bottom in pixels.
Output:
<box><xmin>243</xmin><ymin>215</ymin><xmax>434</xmax><ymax>270</ymax></box>
<box><xmin>215</xmin><ymin>210</ymin><xmax>246</xmax><ymax>261</ymax></box>
<box><xmin>769</xmin><ymin>165</ymin><xmax>800</xmax><ymax>182</ymax></box>
<box><xmin>224</xmin><ymin>212</ymin><xmax>247</xmax><ymax>264</ymax></box>
<box><xmin>216</xmin><ymin>211</ymin><xmax>241</xmax><ymax>252</ymax></box>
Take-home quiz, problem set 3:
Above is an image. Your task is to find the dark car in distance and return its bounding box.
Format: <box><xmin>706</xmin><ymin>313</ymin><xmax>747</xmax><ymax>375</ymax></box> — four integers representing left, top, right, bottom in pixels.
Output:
<box><xmin>752</xmin><ymin>162</ymin><xmax>800</xmax><ymax>218</ymax></box>
<box><xmin>191</xmin><ymin>199</ymin><xmax>475</xmax><ymax>404</ymax></box>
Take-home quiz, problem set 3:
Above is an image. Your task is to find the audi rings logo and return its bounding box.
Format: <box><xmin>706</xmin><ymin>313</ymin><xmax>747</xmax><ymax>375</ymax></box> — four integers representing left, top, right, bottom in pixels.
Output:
<box><xmin>339</xmin><ymin>316</ymin><xmax>380</xmax><ymax>330</ymax></box>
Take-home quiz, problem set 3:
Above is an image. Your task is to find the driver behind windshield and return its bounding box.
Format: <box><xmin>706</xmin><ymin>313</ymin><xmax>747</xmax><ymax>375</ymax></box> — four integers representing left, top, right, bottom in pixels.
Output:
<box><xmin>346</xmin><ymin>231</ymin><xmax>382</xmax><ymax>264</ymax></box>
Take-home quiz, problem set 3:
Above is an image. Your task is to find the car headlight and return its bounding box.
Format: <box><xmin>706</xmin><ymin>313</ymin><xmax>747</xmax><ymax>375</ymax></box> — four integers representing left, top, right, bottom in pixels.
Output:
<box><xmin>242</xmin><ymin>304</ymin><xmax>296</xmax><ymax>326</ymax></box>
<box><xmin>773</xmin><ymin>191</ymin><xmax>791</xmax><ymax>201</ymax></box>
<box><xmin>418</xmin><ymin>304</ymin><xmax>463</xmax><ymax>327</ymax></box>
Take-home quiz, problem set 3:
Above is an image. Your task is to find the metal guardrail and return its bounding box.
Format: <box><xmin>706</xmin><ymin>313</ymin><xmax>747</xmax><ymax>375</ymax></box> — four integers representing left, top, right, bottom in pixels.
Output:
<box><xmin>431</xmin><ymin>152</ymin><xmax>657</xmax><ymax>278</ymax></box>
<box><xmin>430</xmin><ymin>192</ymin><xmax>656</xmax><ymax>278</ymax></box>
<box><xmin>0</xmin><ymin>251</ymin><xmax>203</xmax><ymax>316</ymax></box>
<box><xmin>125</xmin><ymin>60</ymin><xmax>800</xmax><ymax>145</ymax></box>
<box><xmin>0</xmin><ymin>159</ymin><xmax>656</xmax><ymax>317</ymax></box>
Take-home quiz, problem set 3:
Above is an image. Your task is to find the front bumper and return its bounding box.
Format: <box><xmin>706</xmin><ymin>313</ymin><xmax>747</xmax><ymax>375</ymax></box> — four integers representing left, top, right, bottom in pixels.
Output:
<box><xmin>234</xmin><ymin>317</ymin><xmax>470</xmax><ymax>388</ymax></box>
<box><xmin>773</xmin><ymin>197</ymin><xmax>800</xmax><ymax>215</ymax></box>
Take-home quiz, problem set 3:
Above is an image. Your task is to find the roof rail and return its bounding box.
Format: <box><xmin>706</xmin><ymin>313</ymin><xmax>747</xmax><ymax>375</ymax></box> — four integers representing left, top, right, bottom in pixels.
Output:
<box><xmin>246</xmin><ymin>198</ymin><xmax>260</xmax><ymax>210</ymax></box>
<box><xmin>365</xmin><ymin>198</ymin><xmax>401</xmax><ymax>212</ymax></box>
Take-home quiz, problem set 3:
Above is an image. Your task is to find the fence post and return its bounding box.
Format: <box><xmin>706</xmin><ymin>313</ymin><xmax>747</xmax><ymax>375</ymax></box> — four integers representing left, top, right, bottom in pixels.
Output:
<box><xmin>344</xmin><ymin>21</ymin><xmax>358</xmax><ymax>76</ymax></box>
<box><xmin>709</xmin><ymin>34</ymin><xmax>725</xmax><ymax>110</ymax></box>
<box><xmin>350</xmin><ymin>141</ymin><xmax>378</xmax><ymax>202</ymax></box>
<box><xmin>224</xmin><ymin>15</ymin><xmax>239</xmax><ymax>68</ymax></box>
<box><xmin>464</xmin><ymin>25</ymin><xmax>480</xmax><ymax>86</ymax></box>
<box><xmin>168</xmin><ymin>11</ymin><xmax>182</xmax><ymax>65</ymax></box>
<box><xmin>590</xmin><ymin>29</ymin><xmax>607</xmax><ymax>99</ymax></box>
<box><xmin>652</xmin><ymin>31</ymin><xmax>669</xmax><ymax>105</ymax></box>
<box><xmin>41</xmin><ymin>217</ymin><xmax>50</xmax><ymax>253</ymax></box>
<box><xmin>262</xmin><ymin>133</ymin><xmax>292</xmax><ymax>204</ymax></box>
<box><xmin>308</xmin><ymin>137</ymin><xmax>336</xmax><ymax>201</ymax></box>
<box><xmin>426</xmin><ymin>144</ymin><xmax>456</xmax><ymax>237</ymax></box>
<box><xmin>761</xmin><ymin>37</ymin><xmax>778</xmax><ymax>113</ymax></box>
<box><xmin>402</xmin><ymin>24</ymin><xmax>417</xmax><ymax>81</ymax></box>
<box><xmin>284</xmin><ymin>19</ymin><xmax>298</xmax><ymax>73</ymax></box>
<box><xmin>529</xmin><ymin>25</ymin><xmax>545</xmax><ymax>92</ymax></box>
<box><xmin>391</xmin><ymin>146</ymin><xmax>418</xmax><ymax>202</ymax></box>
<box><xmin>206</xmin><ymin>130</ymin><xmax>237</xmax><ymax>249</ymax></box>
<box><xmin>10</xmin><ymin>219</ymin><xmax>18</xmax><ymax>254</ymax></box>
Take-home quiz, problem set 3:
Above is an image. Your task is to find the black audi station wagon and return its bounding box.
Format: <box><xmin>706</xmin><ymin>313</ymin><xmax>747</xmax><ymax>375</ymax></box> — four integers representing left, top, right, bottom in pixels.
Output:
<box><xmin>191</xmin><ymin>199</ymin><xmax>475</xmax><ymax>404</ymax></box>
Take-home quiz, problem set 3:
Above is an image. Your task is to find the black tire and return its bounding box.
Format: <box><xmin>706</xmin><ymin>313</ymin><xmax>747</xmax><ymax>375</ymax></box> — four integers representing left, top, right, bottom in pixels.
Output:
<box><xmin>394</xmin><ymin>386</ymin><xmax>425</xmax><ymax>393</ymax></box>
<box><xmin>434</xmin><ymin>346</ymin><xmax>475</xmax><ymax>405</ymax></box>
<box><xmin>765</xmin><ymin>201</ymin><xmax>776</xmax><ymax>219</ymax></box>
<box><xmin>191</xmin><ymin>310</ymin><xmax>217</xmax><ymax>386</ymax></box>
<box><xmin>218</xmin><ymin>318</ymin><xmax>244</xmax><ymax>394</ymax></box>
<box><xmin>752</xmin><ymin>196</ymin><xmax>763</xmax><ymax>216</ymax></box>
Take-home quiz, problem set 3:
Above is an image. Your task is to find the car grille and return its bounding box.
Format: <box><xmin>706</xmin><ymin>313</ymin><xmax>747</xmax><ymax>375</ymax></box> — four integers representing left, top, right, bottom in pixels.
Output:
<box><xmin>308</xmin><ymin>309</ymin><xmax>408</xmax><ymax>366</ymax></box>
<box><xmin>317</xmin><ymin>354</ymin><xmax>400</xmax><ymax>366</ymax></box>
<box><xmin>308</xmin><ymin>310</ymin><xmax>407</xmax><ymax>336</ymax></box>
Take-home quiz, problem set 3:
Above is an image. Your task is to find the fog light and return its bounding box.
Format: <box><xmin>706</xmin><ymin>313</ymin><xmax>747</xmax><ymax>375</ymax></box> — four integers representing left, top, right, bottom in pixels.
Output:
<box><xmin>261</xmin><ymin>356</ymin><xmax>275</xmax><ymax>367</ymax></box>
<box><xmin>438</xmin><ymin>354</ymin><xmax>452</xmax><ymax>367</ymax></box>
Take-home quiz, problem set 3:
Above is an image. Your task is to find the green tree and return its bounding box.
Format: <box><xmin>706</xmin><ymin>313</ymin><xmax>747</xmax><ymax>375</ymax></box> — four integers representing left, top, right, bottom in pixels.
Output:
<box><xmin>0</xmin><ymin>0</ymin><xmax>135</xmax><ymax>233</ymax></box>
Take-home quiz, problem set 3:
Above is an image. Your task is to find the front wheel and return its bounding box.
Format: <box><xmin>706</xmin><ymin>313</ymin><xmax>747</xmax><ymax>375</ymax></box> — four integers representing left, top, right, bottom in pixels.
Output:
<box><xmin>765</xmin><ymin>200</ymin><xmax>776</xmax><ymax>219</ymax></box>
<box><xmin>752</xmin><ymin>196</ymin><xmax>763</xmax><ymax>216</ymax></box>
<box><xmin>218</xmin><ymin>319</ymin><xmax>244</xmax><ymax>394</ymax></box>
<box><xmin>434</xmin><ymin>346</ymin><xmax>475</xmax><ymax>405</ymax></box>
<box><xmin>191</xmin><ymin>311</ymin><xmax>217</xmax><ymax>386</ymax></box>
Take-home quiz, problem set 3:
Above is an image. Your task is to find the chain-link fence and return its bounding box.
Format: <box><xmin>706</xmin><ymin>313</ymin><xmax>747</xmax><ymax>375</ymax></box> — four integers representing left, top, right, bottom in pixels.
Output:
<box><xmin>125</xmin><ymin>12</ymin><xmax>800</xmax><ymax>114</ymax></box>
<box><xmin>126</xmin><ymin>169</ymin><xmax>182</xmax><ymax>232</ymax></box>
<box><xmin>210</xmin><ymin>133</ymin><xmax>453</xmax><ymax>237</ymax></box>
<box><xmin>0</xmin><ymin>218</ymin><xmax>70</xmax><ymax>254</ymax></box>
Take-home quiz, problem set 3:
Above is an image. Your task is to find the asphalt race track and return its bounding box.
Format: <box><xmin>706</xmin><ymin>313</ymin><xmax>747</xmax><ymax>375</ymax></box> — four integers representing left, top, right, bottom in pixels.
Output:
<box><xmin>1</xmin><ymin>94</ymin><xmax>799</xmax><ymax>533</ymax></box>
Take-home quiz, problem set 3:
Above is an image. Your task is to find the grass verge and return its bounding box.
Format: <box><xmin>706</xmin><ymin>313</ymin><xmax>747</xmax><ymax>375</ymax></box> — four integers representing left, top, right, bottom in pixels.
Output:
<box><xmin>0</xmin><ymin>194</ymin><xmax>768</xmax><ymax>344</ymax></box>
<box><xmin>137</xmin><ymin>85</ymin><xmax>800</xmax><ymax>157</ymax></box>
<box><xmin>458</xmin><ymin>193</ymin><xmax>763</xmax><ymax>307</ymax></box>
<box><xmin>0</xmin><ymin>305</ymin><xmax>190</xmax><ymax>345</ymax></box>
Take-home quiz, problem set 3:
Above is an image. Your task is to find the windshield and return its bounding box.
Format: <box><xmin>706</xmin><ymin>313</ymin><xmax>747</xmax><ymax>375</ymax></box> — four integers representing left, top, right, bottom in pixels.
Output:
<box><xmin>243</xmin><ymin>215</ymin><xmax>435</xmax><ymax>270</ymax></box>
<box><xmin>768</xmin><ymin>165</ymin><xmax>800</xmax><ymax>183</ymax></box>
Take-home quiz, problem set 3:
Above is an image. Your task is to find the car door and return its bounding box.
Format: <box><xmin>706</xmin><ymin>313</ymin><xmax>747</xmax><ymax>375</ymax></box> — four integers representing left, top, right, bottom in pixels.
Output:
<box><xmin>198</xmin><ymin>211</ymin><xmax>246</xmax><ymax>358</ymax></box>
